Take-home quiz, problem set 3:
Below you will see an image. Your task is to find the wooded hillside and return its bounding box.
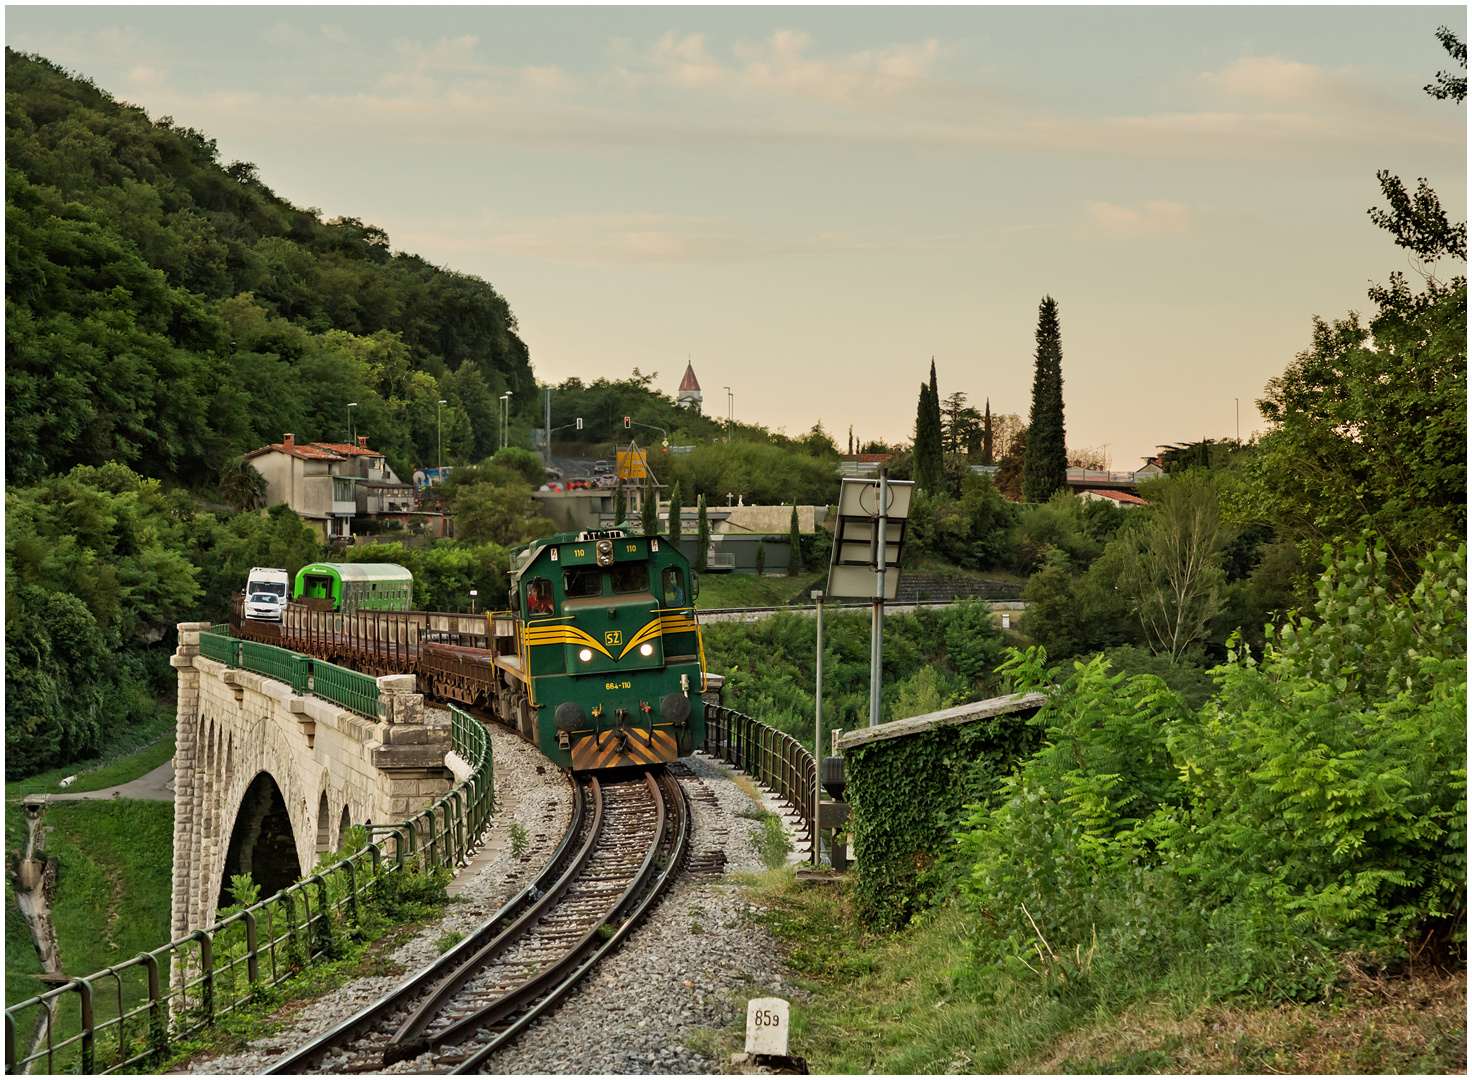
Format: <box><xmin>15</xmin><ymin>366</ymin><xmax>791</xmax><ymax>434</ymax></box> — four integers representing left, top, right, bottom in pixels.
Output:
<box><xmin>6</xmin><ymin>49</ymin><xmax>534</xmax><ymax>486</ymax></box>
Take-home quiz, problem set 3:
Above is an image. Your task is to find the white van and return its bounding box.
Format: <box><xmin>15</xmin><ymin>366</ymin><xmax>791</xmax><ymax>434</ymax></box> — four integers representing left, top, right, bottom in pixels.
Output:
<box><xmin>245</xmin><ymin>567</ymin><xmax>290</xmax><ymax>621</ymax></box>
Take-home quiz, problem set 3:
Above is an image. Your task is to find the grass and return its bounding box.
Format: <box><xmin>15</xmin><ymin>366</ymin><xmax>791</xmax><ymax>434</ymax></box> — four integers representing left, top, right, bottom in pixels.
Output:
<box><xmin>4</xmin><ymin>711</ymin><xmax>177</xmax><ymax>802</ymax></box>
<box><xmin>710</xmin><ymin>869</ymin><xmax>1467</xmax><ymax>1074</ymax></box>
<box><xmin>696</xmin><ymin>571</ymin><xmax>826</xmax><ymax>610</ymax></box>
<box><xmin>162</xmin><ymin>872</ymin><xmax>452</xmax><ymax>1071</ymax></box>
<box><xmin>4</xmin><ymin>799</ymin><xmax>176</xmax><ymax>1068</ymax></box>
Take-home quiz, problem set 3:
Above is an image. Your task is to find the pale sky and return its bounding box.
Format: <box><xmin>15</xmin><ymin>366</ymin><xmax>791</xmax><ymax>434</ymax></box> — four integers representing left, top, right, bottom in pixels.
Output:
<box><xmin>7</xmin><ymin>5</ymin><xmax>1466</xmax><ymax>468</ymax></box>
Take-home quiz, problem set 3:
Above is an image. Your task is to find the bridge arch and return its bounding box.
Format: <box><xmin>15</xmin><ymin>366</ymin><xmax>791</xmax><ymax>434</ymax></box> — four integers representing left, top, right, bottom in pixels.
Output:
<box><xmin>170</xmin><ymin>622</ymin><xmax>452</xmax><ymax>946</ymax></box>
<box><xmin>218</xmin><ymin>771</ymin><xmax>302</xmax><ymax>912</ymax></box>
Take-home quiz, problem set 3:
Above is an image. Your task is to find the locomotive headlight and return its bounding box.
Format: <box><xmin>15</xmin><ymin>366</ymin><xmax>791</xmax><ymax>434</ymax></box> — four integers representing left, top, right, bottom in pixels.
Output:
<box><xmin>639</xmin><ymin>643</ymin><xmax>654</xmax><ymax>657</ymax></box>
<box><xmin>579</xmin><ymin>648</ymin><xmax>593</xmax><ymax>662</ymax></box>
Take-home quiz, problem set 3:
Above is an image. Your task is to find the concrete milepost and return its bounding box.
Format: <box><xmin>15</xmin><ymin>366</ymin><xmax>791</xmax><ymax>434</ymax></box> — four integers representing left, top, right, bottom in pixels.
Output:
<box><xmin>745</xmin><ymin>997</ymin><xmax>791</xmax><ymax>1056</ymax></box>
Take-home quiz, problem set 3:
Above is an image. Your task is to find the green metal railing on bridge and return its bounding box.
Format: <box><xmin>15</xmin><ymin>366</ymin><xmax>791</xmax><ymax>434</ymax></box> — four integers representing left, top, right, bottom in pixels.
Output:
<box><xmin>308</xmin><ymin>660</ymin><xmax>383</xmax><ymax>719</ymax></box>
<box><xmin>700</xmin><ymin>705</ymin><xmax>816</xmax><ymax>863</ymax></box>
<box><xmin>197</xmin><ymin>630</ymin><xmax>381</xmax><ymax>719</ymax></box>
<box><xmin>3</xmin><ymin>705</ymin><xmax>492</xmax><ymax>1075</ymax></box>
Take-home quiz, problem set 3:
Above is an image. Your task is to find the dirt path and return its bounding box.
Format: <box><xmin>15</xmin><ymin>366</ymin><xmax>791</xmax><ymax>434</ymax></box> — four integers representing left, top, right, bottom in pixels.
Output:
<box><xmin>47</xmin><ymin>761</ymin><xmax>175</xmax><ymax>803</ymax></box>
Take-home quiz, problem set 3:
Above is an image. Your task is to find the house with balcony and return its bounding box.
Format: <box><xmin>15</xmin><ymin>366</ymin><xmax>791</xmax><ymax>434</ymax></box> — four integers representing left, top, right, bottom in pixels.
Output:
<box><xmin>244</xmin><ymin>434</ymin><xmax>416</xmax><ymax>542</ymax></box>
<box><xmin>313</xmin><ymin>438</ymin><xmax>417</xmax><ymax>522</ymax></box>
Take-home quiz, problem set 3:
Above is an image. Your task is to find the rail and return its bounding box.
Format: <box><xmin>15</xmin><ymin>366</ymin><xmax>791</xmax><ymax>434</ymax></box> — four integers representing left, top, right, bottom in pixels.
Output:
<box><xmin>3</xmin><ymin>706</ymin><xmax>492</xmax><ymax>1076</ymax></box>
<box><xmin>699</xmin><ymin>705</ymin><xmax>815</xmax><ymax>862</ymax></box>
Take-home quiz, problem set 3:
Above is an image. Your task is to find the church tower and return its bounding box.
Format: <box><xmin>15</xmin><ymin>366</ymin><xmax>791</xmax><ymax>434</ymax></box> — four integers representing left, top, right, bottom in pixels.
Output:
<box><xmin>676</xmin><ymin>362</ymin><xmax>702</xmax><ymax>412</ymax></box>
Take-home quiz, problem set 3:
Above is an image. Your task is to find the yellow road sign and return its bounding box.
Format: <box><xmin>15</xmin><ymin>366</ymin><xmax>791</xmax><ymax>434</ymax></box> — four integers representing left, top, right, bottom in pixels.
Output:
<box><xmin>616</xmin><ymin>449</ymin><xmax>648</xmax><ymax>479</ymax></box>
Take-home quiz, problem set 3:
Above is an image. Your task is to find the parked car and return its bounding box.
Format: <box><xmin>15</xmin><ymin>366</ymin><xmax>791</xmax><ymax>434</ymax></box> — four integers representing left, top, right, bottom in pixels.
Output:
<box><xmin>592</xmin><ymin>460</ymin><xmax>611</xmax><ymax>475</ymax></box>
<box><xmin>244</xmin><ymin>591</ymin><xmax>286</xmax><ymax>622</ymax></box>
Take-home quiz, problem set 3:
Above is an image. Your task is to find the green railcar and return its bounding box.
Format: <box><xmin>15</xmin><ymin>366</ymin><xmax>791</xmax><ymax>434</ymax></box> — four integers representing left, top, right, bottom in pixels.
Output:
<box><xmin>496</xmin><ymin>526</ymin><xmax>706</xmax><ymax>771</ymax></box>
<box><xmin>293</xmin><ymin>562</ymin><xmax>414</xmax><ymax>613</ymax></box>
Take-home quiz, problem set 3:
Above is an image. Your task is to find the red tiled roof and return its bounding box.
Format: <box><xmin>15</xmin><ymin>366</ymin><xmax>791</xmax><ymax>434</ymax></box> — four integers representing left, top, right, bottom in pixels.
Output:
<box><xmin>678</xmin><ymin>363</ymin><xmax>701</xmax><ymax>392</ymax></box>
<box><xmin>1083</xmin><ymin>489</ymin><xmax>1148</xmax><ymax>505</ymax></box>
<box><xmin>244</xmin><ymin>443</ymin><xmax>345</xmax><ymax>462</ymax></box>
<box><xmin>312</xmin><ymin>442</ymin><xmax>380</xmax><ymax>456</ymax></box>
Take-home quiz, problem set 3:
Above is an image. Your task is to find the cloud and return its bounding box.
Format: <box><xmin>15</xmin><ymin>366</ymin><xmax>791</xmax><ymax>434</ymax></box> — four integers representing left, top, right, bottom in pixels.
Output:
<box><xmin>128</xmin><ymin>65</ymin><xmax>169</xmax><ymax>90</ymax></box>
<box><xmin>397</xmin><ymin>212</ymin><xmax>997</xmax><ymax>268</ymax></box>
<box><xmin>1201</xmin><ymin>55</ymin><xmax>1349</xmax><ymax>105</ymax></box>
<box><xmin>612</xmin><ymin>28</ymin><xmax>951</xmax><ymax>108</ymax></box>
<box><xmin>1086</xmin><ymin>201</ymin><xmax>1195</xmax><ymax>235</ymax></box>
<box><xmin>89</xmin><ymin>25</ymin><xmax>1456</xmax><ymax>168</ymax></box>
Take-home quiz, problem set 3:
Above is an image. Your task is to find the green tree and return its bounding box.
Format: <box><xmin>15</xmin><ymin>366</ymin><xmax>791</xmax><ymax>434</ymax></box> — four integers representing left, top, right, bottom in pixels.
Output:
<box><xmin>1231</xmin><ymin>31</ymin><xmax>1467</xmax><ymax>588</ymax></box>
<box><xmin>787</xmin><ymin>505</ymin><xmax>801</xmax><ymax>576</ymax></box>
<box><xmin>993</xmin><ymin>426</ymin><xmax>1027</xmax><ymax>502</ymax></box>
<box><xmin>218</xmin><ymin>456</ymin><xmax>267</xmax><ymax>513</ymax></box>
<box><xmin>982</xmin><ymin>398</ymin><xmax>994</xmax><ymax>466</ymax></box>
<box><xmin>614</xmin><ymin>483</ymin><xmax>627</xmax><ymax>525</ymax></box>
<box><xmin>667</xmin><ymin>481</ymin><xmax>683</xmax><ymax>547</ymax></box>
<box><xmin>1023</xmin><ymin>296</ymin><xmax>1067</xmax><ymax>502</ymax></box>
<box><xmin>755</xmin><ymin>540</ymin><xmax>767</xmax><ymax>576</ymax></box>
<box><xmin>912</xmin><ymin>360</ymin><xmax>944</xmax><ymax>494</ymax></box>
<box><xmin>1124</xmin><ymin>472</ymin><xmax>1232</xmax><ymax>662</ymax></box>
<box><xmin>696</xmin><ymin>494</ymin><xmax>709</xmax><ymax>572</ymax></box>
<box><xmin>641</xmin><ymin>486</ymin><xmax>659</xmax><ymax>536</ymax></box>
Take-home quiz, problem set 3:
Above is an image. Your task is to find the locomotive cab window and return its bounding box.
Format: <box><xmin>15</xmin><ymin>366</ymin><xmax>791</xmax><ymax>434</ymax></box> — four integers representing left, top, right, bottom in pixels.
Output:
<box><xmin>527</xmin><ymin>578</ymin><xmax>555</xmax><ymax>615</ymax></box>
<box><xmin>563</xmin><ymin>566</ymin><xmax>603</xmax><ymax>598</ymax></box>
<box><xmin>662</xmin><ymin>567</ymin><xmax>687</xmax><ymax>607</ymax></box>
<box><xmin>610</xmin><ymin>563</ymin><xmax>650</xmax><ymax>594</ymax></box>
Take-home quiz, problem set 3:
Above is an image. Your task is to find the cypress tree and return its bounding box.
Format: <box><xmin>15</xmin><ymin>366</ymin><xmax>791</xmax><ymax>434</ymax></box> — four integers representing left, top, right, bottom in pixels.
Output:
<box><xmin>696</xmin><ymin>494</ymin><xmax>709</xmax><ymax>572</ymax></box>
<box><xmin>1023</xmin><ymin>296</ymin><xmax>1067</xmax><ymax>502</ymax></box>
<box><xmin>667</xmin><ymin>481</ymin><xmax>682</xmax><ymax>547</ymax></box>
<box><xmin>614</xmin><ymin>483</ymin><xmax>627</xmax><ymax>525</ymax></box>
<box><xmin>787</xmin><ymin>505</ymin><xmax>801</xmax><ymax>576</ymax></box>
<box><xmin>641</xmin><ymin>485</ymin><xmax>659</xmax><ymax>536</ymax></box>
<box><xmin>755</xmin><ymin>540</ymin><xmax>767</xmax><ymax>576</ymax></box>
<box><xmin>983</xmin><ymin>398</ymin><xmax>994</xmax><ymax>466</ymax></box>
<box><xmin>913</xmin><ymin>359</ymin><xmax>945</xmax><ymax>494</ymax></box>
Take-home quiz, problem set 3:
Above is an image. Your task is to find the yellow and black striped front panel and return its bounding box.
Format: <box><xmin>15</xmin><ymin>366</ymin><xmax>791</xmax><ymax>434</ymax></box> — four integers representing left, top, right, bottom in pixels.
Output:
<box><xmin>570</xmin><ymin>727</ymin><xmax>679</xmax><ymax>770</ymax></box>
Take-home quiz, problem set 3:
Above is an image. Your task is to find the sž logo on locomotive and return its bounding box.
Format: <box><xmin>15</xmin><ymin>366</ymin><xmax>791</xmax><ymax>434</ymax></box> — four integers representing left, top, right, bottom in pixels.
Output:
<box><xmin>604</xmin><ymin>630</ymin><xmax>622</xmax><ymax>648</ymax></box>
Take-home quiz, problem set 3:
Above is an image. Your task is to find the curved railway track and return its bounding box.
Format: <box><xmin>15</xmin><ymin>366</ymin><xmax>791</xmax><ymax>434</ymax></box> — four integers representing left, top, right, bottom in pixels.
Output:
<box><xmin>266</xmin><ymin>764</ymin><xmax>690</xmax><ymax>1075</ymax></box>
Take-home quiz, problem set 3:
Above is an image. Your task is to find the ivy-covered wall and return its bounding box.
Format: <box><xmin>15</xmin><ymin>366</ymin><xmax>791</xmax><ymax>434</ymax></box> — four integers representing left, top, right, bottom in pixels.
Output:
<box><xmin>845</xmin><ymin>705</ymin><xmax>1041</xmax><ymax>929</ymax></box>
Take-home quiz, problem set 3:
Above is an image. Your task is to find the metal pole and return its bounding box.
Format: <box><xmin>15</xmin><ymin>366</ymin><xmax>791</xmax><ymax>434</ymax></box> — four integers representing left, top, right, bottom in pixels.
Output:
<box><xmin>813</xmin><ymin>590</ymin><xmax>823</xmax><ymax>865</ymax></box>
<box><xmin>544</xmin><ymin>388</ymin><xmax>552</xmax><ymax>470</ymax></box>
<box><xmin>437</xmin><ymin>399</ymin><xmax>447</xmax><ymax>476</ymax></box>
<box><xmin>869</xmin><ymin>469</ymin><xmax>888</xmax><ymax>727</ymax></box>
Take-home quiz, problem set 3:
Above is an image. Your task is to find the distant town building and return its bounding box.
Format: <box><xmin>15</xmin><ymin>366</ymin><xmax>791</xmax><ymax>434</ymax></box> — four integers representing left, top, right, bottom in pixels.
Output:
<box><xmin>676</xmin><ymin>363</ymin><xmax>702</xmax><ymax>412</ymax></box>
<box><xmin>1078</xmin><ymin>489</ymin><xmax>1148</xmax><ymax>508</ymax></box>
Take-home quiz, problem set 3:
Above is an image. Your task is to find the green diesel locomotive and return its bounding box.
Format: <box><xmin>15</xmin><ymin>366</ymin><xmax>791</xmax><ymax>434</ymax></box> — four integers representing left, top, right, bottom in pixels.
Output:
<box><xmin>486</xmin><ymin>525</ymin><xmax>707</xmax><ymax>770</ymax></box>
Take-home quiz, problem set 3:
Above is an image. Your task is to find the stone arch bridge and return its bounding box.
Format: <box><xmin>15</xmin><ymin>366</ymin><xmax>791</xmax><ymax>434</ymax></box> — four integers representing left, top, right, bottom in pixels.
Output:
<box><xmin>168</xmin><ymin>622</ymin><xmax>456</xmax><ymax>942</ymax></box>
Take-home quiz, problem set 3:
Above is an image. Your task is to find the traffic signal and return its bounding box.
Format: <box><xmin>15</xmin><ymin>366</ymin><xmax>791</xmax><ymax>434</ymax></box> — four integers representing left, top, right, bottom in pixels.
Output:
<box><xmin>623</xmin><ymin>416</ymin><xmax>631</xmax><ymax>429</ymax></box>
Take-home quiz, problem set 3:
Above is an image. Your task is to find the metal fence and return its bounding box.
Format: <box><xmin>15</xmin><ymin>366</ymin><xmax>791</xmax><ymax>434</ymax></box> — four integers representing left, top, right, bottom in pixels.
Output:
<box><xmin>3</xmin><ymin>707</ymin><xmax>492</xmax><ymax>1076</ymax></box>
<box><xmin>309</xmin><ymin>660</ymin><xmax>383</xmax><ymax>719</ymax></box>
<box><xmin>700</xmin><ymin>705</ymin><xmax>816</xmax><ymax>859</ymax></box>
<box><xmin>198</xmin><ymin>629</ymin><xmax>382</xmax><ymax>720</ymax></box>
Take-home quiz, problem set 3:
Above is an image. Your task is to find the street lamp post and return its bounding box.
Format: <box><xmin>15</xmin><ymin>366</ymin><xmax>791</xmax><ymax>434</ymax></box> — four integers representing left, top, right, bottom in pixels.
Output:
<box><xmin>347</xmin><ymin>402</ymin><xmax>358</xmax><ymax>443</ymax></box>
<box><xmin>723</xmin><ymin>387</ymin><xmax>732</xmax><ymax>442</ymax></box>
<box><xmin>500</xmin><ymin>393</ymin><xmax>512</xmax><ymax>451</ymax></box>
<box><xmin>437</xmin><ymin>399</ymin><xmax>448</xmax><ymax>480</ymax></box>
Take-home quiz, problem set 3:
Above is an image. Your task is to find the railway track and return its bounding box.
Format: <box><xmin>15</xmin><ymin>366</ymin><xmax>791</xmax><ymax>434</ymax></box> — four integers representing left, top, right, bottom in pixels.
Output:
<box><xmin>265</xmin><ymin>765</ymin><xmax>690</xmax><ymax>1075</ymax></box>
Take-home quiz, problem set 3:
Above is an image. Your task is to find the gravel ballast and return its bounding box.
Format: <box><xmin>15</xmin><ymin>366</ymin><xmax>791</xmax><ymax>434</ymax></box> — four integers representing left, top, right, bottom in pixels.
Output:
<box><xmin>186</xmin><ymin>711</ymin><xmax>799</xmax><ymax>1074</ymax></box>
